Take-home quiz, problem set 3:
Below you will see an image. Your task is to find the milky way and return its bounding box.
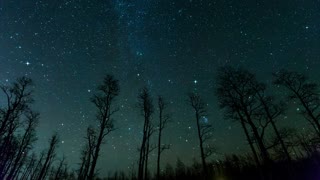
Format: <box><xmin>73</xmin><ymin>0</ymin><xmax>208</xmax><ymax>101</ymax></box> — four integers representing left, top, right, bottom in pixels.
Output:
<box><xmin>0</xmin><ymin>0</ymin><xmax>319</xmax><ymax>176</ymax></box>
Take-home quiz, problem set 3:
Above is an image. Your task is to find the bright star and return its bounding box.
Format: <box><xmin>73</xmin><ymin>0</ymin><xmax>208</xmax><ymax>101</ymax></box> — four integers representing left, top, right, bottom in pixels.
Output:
<box><xmin>194</xmin><ymin>80</ymin><xmax>198</xmax><ymax>84</ymax></box>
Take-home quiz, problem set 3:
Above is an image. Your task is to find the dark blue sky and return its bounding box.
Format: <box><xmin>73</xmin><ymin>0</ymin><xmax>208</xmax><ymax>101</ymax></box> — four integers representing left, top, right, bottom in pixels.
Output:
<box><xmin>0</xmin><ymin>0</ymin><xmax>319</xmax><ymax>176</ymax></box>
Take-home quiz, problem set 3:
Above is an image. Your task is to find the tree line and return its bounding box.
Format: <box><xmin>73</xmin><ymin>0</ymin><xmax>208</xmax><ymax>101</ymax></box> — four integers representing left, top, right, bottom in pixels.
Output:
<box><xmin>0</xmin><ymin>66</ymin><xmax>320</xmax><ymax>179</ymax></box>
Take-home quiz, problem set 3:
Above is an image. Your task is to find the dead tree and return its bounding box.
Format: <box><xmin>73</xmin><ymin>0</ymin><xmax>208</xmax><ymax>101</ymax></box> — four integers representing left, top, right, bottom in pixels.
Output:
<box><xmin>215</xmin><ymin>66</ymin><xmax>271</xmax><ymax>165</ymax></box>
<box><xmin>54</xmin><ymin>155</ymin><xmax>66</xmax><ymax>180</ymax></box>
<box><xmin>78</xmin><ymin>127</ymin><xmax>97</xmax><ymax>180</ymax></box>
<box><xmin>37</xmin><ymin>133</ymin><xmax>59</xmax><ymax>180</ymax></box>
<box><xmin>156</xmin><ymin>96</ymin><xmax>171</xmax><ymax>180</ymax></box>
<box><xmin>7</xmin><ymin>110</ymin><xmax>39</xmax><ymax>179</ymax></box>
<box><xmin>137</xmin><ymin>88</ymin><xmax>154</xmax><ymax>180</ymax></box>
<box><xmin>188</xmin><ymin>93</ymin><xmax>214</xmax><ymax>176</ymax></box>
<box><xmin>0</xmin><ymin>77</ymin><xmax>34</xmax><ymax>177</ymax></box>
<box><xmin>144</xmin><ymin>124</ymin><xmax>156</xmax><ymax>180</ymax></box>
<box><xmin>250</xmin><ymin>82</ymin><xmax>291</xmax><ymax>161</ymax></box>
<box><xmin>30</xmin><ymin>151</ymin><xmax>45</xmax><ymax>180</ymax></box>
<box><xmin>274</xmin><ymin>70</ymin><xmax>320</xmax><ymax>137</ymax></box>
<box><xmin>0</xmin><ymin>77</ymin><xmax>34</xmax><ymax>138</ymax></box>
<box><xmin>88</xmin><ymin>75</ymin><xmax>120</xmax><ymax>180</ymax></box>
<box><xmin>20</xmin><ymin>153</ymin><xmax>37</xmax><ymax>180</ymax></box>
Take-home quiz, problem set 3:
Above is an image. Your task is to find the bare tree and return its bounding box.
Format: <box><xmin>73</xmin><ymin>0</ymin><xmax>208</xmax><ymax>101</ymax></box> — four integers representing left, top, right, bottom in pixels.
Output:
<box><xmin>7</xmin><ymin>110</ymin><xmax>39</xmax><ymax>179</ymax></box>
<box><xmin>37</xmin><ymin>133</ymin><xmax>59</xmax><ymax>180</ymax></box>
<box><xmin>0</xmin><ymin>77</ymin><xmax>34</xmax><ymax>138</ymax></box>
<box><xmin>88</xmin><ymin>75</ymin><xmax>120</xmax><ymax>180</ymax></box>
<box><xmin>273</xmin><ymin>70</ymin><xmax>320</xmax><ymax>137</ymax></box>
<box><xmin>268</xmin><ymin>127</ymin><xmax>297</xmax><ymax>160</ymax></box>
<box><xmin>188</xmin><ymin>93</ymin><xmax>214</xmax><ymax>176</ymax></box>
<box><xmin>137</xmin><ymin>87</ymin><xmax>154</xmax><ymax>180</ymax></box>
<box><xmin>0</xmin><ymin>77</ymin><xmax>34</xmax><ymax>177</ymax></box>
<box><xmin>78</xmin><ymin>127</ymin><xmax>97</xmax><ymax>180</ymax></box>
<box><xmin>30</xmin><ymin>151</ymin><xmax>45</xmax><ymax>180</ymax></box>
<box><xmin>249</xmin><ymin>79</ymin><xmax>292</xmax><ymax>161</ymax></box>
<box><xmin>156</xmin><ymin>96</ymin><xmax>171</xmax><ymax>180</ymax></box>
<box><xmin>20</xmin><ymin>153</ymin><xmax>37</xmax><ymax>180</ymax></box>
<box><xmin>215</xmin><ymin>66</ymin><xmax>271</xmax><ymax>165</ymax></box>
<box><xmin>54</xmin><ymin>155</ymin><xmax>66</xmax><ymax>180</ymax></box>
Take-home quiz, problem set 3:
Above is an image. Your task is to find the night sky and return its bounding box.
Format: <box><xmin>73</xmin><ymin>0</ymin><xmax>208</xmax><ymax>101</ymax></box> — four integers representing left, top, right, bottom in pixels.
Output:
<box><xmin>0</xmin><ymin>0</ymin><xmax>320</xmax><ymax>177</ymax></box>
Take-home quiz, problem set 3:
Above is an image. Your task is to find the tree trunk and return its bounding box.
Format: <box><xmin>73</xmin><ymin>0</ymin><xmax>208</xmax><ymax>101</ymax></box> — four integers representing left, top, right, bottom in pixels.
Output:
<box><xmin>156</xmin><ymin>127</ymin><xmax>162</xmax><ymax>180</ymax></box>
<box><xmin>195</xmin><ymin>112</ymin><xmax>208</xmax><ymax>176</ymax></box>
<box><xmin>88</xmin><ymin>126</ymin><xmax>104</xmax><ymax>180</ymax></box>
<box><xmin>240</xmin><ymin>119</ymin><xmax>260</xmax><ymax>166</ymax></box>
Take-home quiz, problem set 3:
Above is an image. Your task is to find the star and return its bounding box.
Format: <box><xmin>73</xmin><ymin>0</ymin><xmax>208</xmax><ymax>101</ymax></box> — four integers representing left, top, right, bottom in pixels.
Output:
<box><xmin>194</xmin><ymin>80</ymin><xmax>198</xmax><ymax>84</ymax></box>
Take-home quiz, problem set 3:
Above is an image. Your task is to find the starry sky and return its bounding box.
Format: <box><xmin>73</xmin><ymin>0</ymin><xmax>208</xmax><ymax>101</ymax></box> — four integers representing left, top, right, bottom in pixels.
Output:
<box><xmin>0</xmin><ymin>0</ymin><xmax>320</xmax><ymax>177</ymax></box>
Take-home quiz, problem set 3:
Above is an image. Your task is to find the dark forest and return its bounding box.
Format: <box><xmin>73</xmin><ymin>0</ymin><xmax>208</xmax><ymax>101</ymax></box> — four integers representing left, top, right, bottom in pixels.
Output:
<box><xmin>1</xmin><ymin>67</ymin><xmax>320</xmax><ymax>179</ymax></box>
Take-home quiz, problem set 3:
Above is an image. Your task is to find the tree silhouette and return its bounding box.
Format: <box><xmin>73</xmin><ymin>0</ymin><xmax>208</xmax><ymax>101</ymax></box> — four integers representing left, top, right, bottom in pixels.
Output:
<box><xmin>274</xmin><ymin>69</ymin><xmax>320</xmax><ymax>137</ymax></box>
<box><xmin>0</xmin><ymin>76</ymin><xmax>41</xmax><ymax>180</ymax></box>
<box><xmin>88</xmin><ymin>74</ymin><xmax>120</xmax><ymax>180</ymax></box>
<box><xmin>7</xmin><ymin>110</ymin><xmax>39</xmax><ymax>179</ymax></box>
<box><xmin>215</xmin><ymin>66</ymin><xmax>271</xmax><ymax>166</ymax></box>
<box><xmin>37</xmin><ymin>133</ymin><xmax>59</xmax><ymax>180</ymax></box>
<box><xmin>0</xmin><ymin>77</ymin><xmax>35</xmax><ymax>178</ymax></box>
<box><xmin>53</xmin><ymin>155</ymin><xmax>66</xmax><ymax>180</ymax></box>
<box><xmin>0</xmin><ymin>77</ymin><xmax>34</xmax><ymax>137</ymax></box>
<box><xmin>30</xmin><ymin>151</ymin><xmax>45</xmax><ymax>180</ymax></box>
<box><xmin>188</xmin><ymin>92</ymin><xmax>214</xmax><ymax>177</ymax></box>
<box><xmin>20</xmin><ymin>152</ymin><xmax>37</xmax><ymax>180</ymax></box>
<box><xmin>175</xmin><ymin>158</ymin><xmax>186</xmax><ymax>179</ymax></box>
<box><xmin>78</xmin><ymin>126</ymin><xmax>97</xmax><ymax>180</ymax></box>
<box><xmin>1</xmin><ymin>71</ymin><xmax>320</xmax><ymax>180</ymax></box>
<box><xmin>250</xmin><ymin>79</ymin><xmax>291</xmax><ymax>161</ymax></box>
<box><xmin>137</xmin><ymin>87</ymin><xmax>154</xmax><ymax>180</ymax></box>
<box><xmin>156</xmin><ymin>96</ymin><xmax>171</xmax><ymax>180</ymax></box>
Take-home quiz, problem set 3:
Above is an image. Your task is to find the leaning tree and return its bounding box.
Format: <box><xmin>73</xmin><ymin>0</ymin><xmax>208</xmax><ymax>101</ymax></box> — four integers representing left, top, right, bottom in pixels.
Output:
<box><xmin>88</xmin><ymin>75</ymin><xmax>120</xmax><ymax>180</ymax></box>
<box><xmin>215</xmin><ymin>66</ymin><xmax>271</xmax><ymax>166</ymax></box>
<box><xmin>274</xmin><ymin>70</ymin><xmax>320</xmax><ymax>137</ymax></box>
